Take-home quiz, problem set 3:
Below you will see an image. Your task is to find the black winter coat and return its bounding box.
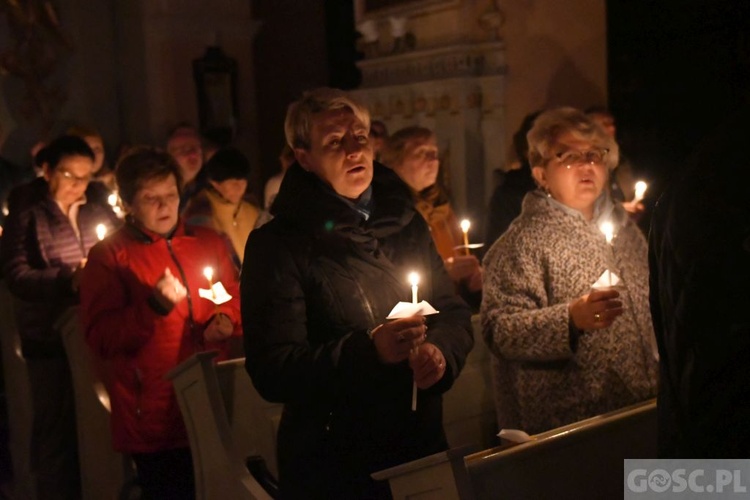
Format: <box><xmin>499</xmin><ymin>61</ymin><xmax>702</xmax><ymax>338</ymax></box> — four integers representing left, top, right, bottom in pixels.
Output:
<box><xmin>649</xmin><ymin>105</ymin><xmax>750</xmax><ymax>457</ymax></box>
<box><xmin>242</xmin><ymin>163</ymin><xmax>473</xmax><ymax>499</ymax></box>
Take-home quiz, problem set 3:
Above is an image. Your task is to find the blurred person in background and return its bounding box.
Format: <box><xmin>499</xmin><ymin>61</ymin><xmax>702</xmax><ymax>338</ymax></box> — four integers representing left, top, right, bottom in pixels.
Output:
<box><xmin>183</xmin><ymin>147</ymin><xmax>260</xmax><ymax>268</ymax></box>
<box><xmin>381</xmin><ymin>126</ymin><xmax>482</xmax><ymax>309</ymax></box>
<box><xmin>166</xmin><ymin>123</ymin><xmax>205</xmax><ymax>210</ymax></box>
<box><xmin>1</xmin><ymin>135</ymin><xmax>118</xmax><ymax>499</ymax></box>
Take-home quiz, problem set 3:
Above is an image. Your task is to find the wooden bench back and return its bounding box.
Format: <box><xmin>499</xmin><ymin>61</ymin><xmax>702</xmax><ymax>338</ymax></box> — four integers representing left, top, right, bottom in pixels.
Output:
<box><xmin>463</xmin><ymin>399</ymin><xmax>658</xmax><ymax>499</ymax></box>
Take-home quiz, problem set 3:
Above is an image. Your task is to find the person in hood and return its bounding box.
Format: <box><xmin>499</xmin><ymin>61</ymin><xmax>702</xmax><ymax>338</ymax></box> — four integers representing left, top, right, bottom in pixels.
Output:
<box><xmin>241</xmin><ymin>87</ymin><xmax>473</xmax><ymax>499</ymax></box>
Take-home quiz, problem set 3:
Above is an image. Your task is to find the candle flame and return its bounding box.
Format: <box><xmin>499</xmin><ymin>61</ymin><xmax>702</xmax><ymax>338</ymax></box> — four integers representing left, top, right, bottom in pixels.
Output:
<box><xmin>408</xmin><ymin>271</ymin><xmax>420</xmax><ymax>287</ymax></box>
<box><xmin>600</xmin><ymin>221</ymin><xmax>614</xmax><ymax>244</ymax></box>
<box><xmin>107</xmin><ymin>192</ymin><xmax>118</xmax><ymax>207</ymax></box>
<box><xmin>96</xmin><ymin>224</ymin><xmax>107</xmax><ymax>241</ymax></box>
<box><xmin>203</xmin><ymin>267</ymin><xmax>214</xmax><ymax>281</ymax></box>
<box><xmin>634</xmin><ymin>181</ymin><xmax>648</xmax><ymax>201</ymax></box>
<box><xmin>460</xmin><ymin>219</ymin><xmax>471</xmax><ymax>233</ymax></box>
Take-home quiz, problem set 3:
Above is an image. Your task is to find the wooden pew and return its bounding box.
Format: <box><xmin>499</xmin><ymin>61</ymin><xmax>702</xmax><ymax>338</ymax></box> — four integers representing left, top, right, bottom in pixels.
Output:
<box><xmin>56</xmin><ymin>307</ymin><xmax>137</xmax><ymax>500</ymax></box>
<box><xmin>442</xmin><ymin>314</ymin><xmax>497</xmax><ymax>449</ymax></box>
<box><xmin>0</xmin><ymin>281</ymin><xmax>36</xmax><ymax>499</ymax></box>
<box><xmin>214</xmin><ymin>357</ymin><xmax>283</xmax><ymax>480</ymax></box>
<box><xmin>170</xmin><ymin>313</ymin><xmax>492</xmax><ymax>500</ymax></box>
<box><xmin>464</xmin><ymin>398</ymin><xmax>658</xmax><ymax>500</ymax></box>
<box><xmin>167</xmin><ymin>351</ymin><xmax>282</xmax><ymax>500</ymax></box>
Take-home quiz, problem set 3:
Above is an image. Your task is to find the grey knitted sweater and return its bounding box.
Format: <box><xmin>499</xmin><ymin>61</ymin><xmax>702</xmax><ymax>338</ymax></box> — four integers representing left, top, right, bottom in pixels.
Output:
<box><xmin>481</xmin><ymin>190</ymin><xmax>658</xmax><ymax>434</ymax></box>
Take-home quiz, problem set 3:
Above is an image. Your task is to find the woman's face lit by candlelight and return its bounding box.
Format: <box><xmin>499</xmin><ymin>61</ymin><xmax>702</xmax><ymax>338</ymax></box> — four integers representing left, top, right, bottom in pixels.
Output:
<box><xmin>294</xmin><ymin>108</ymin><xmax>373</xmax><ymax>201</ymax></box>
<box><xmin>532</xmin><ymin>132</ymin><xmax>608</xmax><ymax>220</ymax></box>
<box><xmin>127</xmin><ymin>174</ymin><xmax>180</xmax><ymax>235</ymax></box>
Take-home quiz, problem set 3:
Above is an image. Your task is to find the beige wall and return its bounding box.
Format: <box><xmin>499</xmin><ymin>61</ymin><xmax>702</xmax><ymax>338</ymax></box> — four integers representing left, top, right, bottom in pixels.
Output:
<box><xmin>503</xmin><ymin>0</ymin><xmax>607</xmax><ymax>165</ymax></box>
<box><xmin>355</xmin><ymin>0</ymin><xmax>607</xmax><ymax>169</ymax></box>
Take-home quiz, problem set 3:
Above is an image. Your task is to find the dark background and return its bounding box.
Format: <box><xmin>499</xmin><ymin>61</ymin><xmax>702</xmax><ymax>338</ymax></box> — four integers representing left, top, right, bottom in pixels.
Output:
<box><xmin>606</xmin><ymin>0</ymin><xmax>749</xmax><ymax>200</ymax></box>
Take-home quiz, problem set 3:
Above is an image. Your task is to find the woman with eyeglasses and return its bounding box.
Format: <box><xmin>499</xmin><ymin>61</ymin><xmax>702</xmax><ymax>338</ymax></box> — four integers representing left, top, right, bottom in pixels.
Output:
<box><xmin>481</xmin><ymin>107</ymin><xmax>658</xmax><ymax>434</ymax></box>
<box><xmin>0</xmin><ymin>134</ymin><xmax>118</xmax><ymax>499</ymax></box>
<box><xmin>381</xmin><ymin>126</ymin><xmax>483</xmax><ymax>309</ymax></box>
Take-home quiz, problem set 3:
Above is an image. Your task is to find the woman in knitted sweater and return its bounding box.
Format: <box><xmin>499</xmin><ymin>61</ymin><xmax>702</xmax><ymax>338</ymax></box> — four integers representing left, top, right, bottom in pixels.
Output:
<box><xmin>481</xmin><ymin>107</ymin><xmax>658</xmax><ymax>434</ymax></box>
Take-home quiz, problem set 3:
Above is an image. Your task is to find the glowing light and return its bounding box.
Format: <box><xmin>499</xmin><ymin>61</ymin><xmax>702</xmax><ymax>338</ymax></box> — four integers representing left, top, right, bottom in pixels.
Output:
<box><xmin>633</xmin><ymin>181</ymin><xmax>648</xmax><ymax>203</ymax></box>
<box><xmin>408</xmin><ymin>272</ymin><xmax>420</xmax><ymax>304</ymax></box>
<box><xmin>600</xmin><ymin>221</ymin><xmax>614</xmax><ymax>245</ymax></box>
<box><xmin>460</xmin><ymin>219</ymin><xmax>471</xmax><ymax>255</ymax></box>
<box><xmin>96</xmin><ymin>224</ymin><xmax>107</xmax><ymax>241</ymax></box>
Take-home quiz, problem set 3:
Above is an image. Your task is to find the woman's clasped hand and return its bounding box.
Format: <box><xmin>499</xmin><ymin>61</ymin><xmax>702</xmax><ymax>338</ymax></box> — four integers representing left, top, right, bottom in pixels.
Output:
<box><xmin>569</xmin><ymin>288</ymin><xmax>624</xmax><ymax>330</ymax></box>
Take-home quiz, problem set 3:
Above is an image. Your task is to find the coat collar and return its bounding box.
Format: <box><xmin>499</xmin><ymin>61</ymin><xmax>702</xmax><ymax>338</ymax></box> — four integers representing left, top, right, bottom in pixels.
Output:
<box><xmin>271</xmin><ymin>162</ymin><xmax>416</xmax><ymax>240</ymax></box>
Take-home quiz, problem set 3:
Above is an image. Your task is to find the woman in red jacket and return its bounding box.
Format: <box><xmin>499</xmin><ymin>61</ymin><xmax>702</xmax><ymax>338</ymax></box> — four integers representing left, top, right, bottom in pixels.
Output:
<box><xmin>80</xmin><ymin>147</ymin><xmax>242</xmax><ymax>499</ymax></box>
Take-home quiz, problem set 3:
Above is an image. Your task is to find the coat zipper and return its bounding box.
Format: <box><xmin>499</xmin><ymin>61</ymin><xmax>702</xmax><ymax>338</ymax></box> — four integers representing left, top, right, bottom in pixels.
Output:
<box><xmin>166</xmin><ymin>238</ymin><xmax>197</xmax><ymax>335</ymax></box>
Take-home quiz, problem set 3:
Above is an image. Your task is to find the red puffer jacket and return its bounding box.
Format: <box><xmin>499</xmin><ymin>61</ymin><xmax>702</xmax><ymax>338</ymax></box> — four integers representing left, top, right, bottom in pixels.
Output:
<box><xmin>80</xmin><ymin>219</ymin><xmax>242</xmax><ymax>454</ymax></box>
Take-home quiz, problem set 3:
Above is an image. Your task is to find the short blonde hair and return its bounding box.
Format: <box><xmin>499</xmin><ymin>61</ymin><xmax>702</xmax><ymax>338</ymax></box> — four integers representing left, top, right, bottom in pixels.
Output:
<box><xmin>284</xmin><ymin>87</ymin><xmax>371</xmax><ymax>150</ymax></box>
<box><xmin>527</xmin><ymin>107</ymin><xmax>619</xmax><ymax>170</ymax></box>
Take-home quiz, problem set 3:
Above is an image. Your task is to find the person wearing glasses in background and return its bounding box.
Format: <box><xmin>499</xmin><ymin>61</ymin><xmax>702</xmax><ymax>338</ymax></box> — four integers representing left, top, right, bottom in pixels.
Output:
<box><xmin>0</xmin><ymin>135</ymin><xmax>118</xmax><ymax>500</ymax></box>
<box><xmin>481</xmin><ymin>107</ymin><xmax>658</xmax><ymax>434</ymax></box>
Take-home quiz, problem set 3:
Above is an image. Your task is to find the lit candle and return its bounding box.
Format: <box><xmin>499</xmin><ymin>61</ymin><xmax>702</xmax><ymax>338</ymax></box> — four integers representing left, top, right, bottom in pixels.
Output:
<box><xmin>408</xmin><ymin>272</ymin><xmax>420</xmax><ymax>304</ymax></box>
<box><xmin>96</xmin><ymin>224</ymin><xmax>107</xmax><ymax>241</ymax></box>
<box><xmin>460</xmin><ymin>219</ymin><xmax>471</xmax><ymax>256</ymax></box>
<box><xmin>107</xmin><ymin>192</ymin><xmax>118</xmax><ymax>207</ymax></box>
<box><xmin>204</xmin><ymin>266</ymin><xmax>219</xmax><ymax>310</ymax></box>
<box><xmin>633</xmin><ymin>181</ymin><xmax>648</xmax><ymax>204</ymax></box>
<box><xmin>600</xmin><ymin>221</ymin><xmax>614</xmax><ymax>245</ymax></box>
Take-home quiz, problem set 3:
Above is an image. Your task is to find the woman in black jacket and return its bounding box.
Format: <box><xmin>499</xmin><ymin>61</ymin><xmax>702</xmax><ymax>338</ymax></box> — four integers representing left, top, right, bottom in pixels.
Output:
<box><xmin>242</xmin><ymin>88</ymin><xmax>473</xmax><ymax>499</ymax></box>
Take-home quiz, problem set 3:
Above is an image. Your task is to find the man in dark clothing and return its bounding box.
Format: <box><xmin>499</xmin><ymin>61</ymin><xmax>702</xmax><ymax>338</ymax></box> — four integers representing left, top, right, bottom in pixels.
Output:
<box><xmin>649</xmin><ymin>104</ymin><xmax>750</xmax><ymax>457</ymax></box>
<box><xmin>241</xmin><ymin>88</ymin><xmax>473</xmax><ymax>499</ymax></box>
<box><xmin>484</xmin><ymin>111</ymin><xmax>540</xmax><ymax>247</ymax></box>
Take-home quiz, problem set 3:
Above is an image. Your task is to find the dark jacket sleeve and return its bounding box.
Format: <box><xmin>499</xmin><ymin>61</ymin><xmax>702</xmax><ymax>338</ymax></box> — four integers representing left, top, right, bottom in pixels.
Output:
<box><xmin>242</xmin><ymin>228</ymin><xmax>355</xmax><ymax>403</ymax></box>
<box><xmin>1</xmin><ymin>205</ymin><xmax>75</xmax><ymax>301</ymax></box>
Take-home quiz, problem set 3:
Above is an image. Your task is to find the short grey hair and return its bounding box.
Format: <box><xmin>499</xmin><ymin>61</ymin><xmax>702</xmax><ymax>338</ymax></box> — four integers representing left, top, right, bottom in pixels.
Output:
<box><xmin>284</xmin><ymin>87</ymin><xmax>371</xmax><ymax>150</ymax></box>
<box><xmin>527</xmin><ymin>107</ymin><xmax>619</xmax><ymax>170</ymax></box>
